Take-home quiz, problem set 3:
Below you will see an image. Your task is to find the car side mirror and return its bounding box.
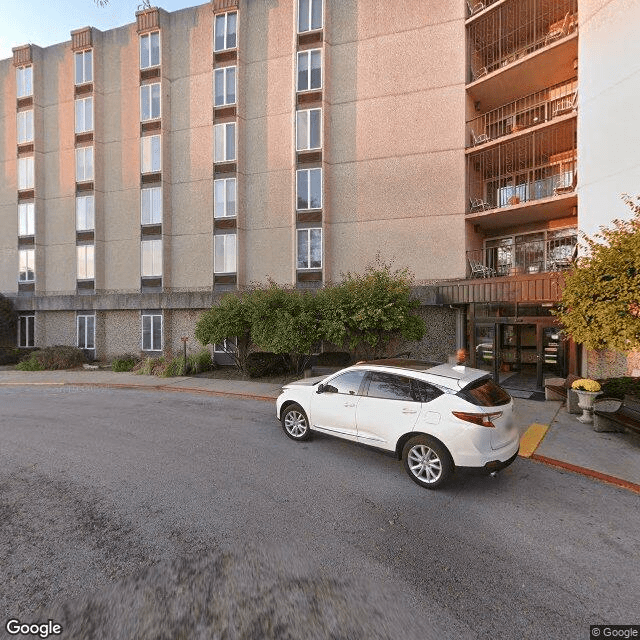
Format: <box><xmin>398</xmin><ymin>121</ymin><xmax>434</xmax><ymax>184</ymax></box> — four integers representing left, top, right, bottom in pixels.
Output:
<box><xmin>316</xmin><ymin>384</ymin><xmax>325</xmax><ymax>394</ymax></box>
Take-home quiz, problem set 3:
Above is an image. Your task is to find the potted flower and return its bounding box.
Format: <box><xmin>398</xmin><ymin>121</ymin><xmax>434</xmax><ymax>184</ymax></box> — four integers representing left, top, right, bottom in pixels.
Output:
<box><xmin>571</xmin><ymin>379</ymin><xmax>602</xmax><ymax>423</ymax></box>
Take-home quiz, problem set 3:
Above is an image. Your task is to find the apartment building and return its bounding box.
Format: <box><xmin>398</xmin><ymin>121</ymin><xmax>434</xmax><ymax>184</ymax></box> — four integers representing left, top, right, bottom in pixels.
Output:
<box><xmin>1</xmin><ymin>0</ymin><xmax>638</xmax><ymax>384</ymax></box>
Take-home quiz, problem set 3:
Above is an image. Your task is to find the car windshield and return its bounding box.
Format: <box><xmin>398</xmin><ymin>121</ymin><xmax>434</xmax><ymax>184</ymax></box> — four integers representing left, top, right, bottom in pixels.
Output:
<box><xmin>459</xmin><ymin>377</ymin><xmax>511</xmax><ymax>406</ymax></box>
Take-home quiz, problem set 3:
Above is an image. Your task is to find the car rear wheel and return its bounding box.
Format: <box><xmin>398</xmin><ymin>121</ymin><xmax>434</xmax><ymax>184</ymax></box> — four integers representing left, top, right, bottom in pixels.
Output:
<box><xmin>402</xmin><ymin>435</ymin><xmax>452</xmax><ymax>489</ymax></box>
<box><xmin>281</xmin><ymin>403</ymin><xmax>311</xmax><ymax>441</ymax></box>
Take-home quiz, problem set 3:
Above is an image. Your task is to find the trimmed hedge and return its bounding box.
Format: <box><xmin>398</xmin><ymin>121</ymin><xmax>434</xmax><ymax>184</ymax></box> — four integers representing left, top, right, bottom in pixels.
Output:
<box><xmin>316</xmin><ymin>351</ymin><xmax>351</xmax><ymax>367</ymax></box>
<box><xmin>16</xmin><ymin>345</ymin><xmax>87</xmax><ymax>371</ymax></box>
<box><xmin>600</xmin><ymin>377</ymin><xmax>640</xmax><ymax>399</ymax></box>
<box><xmin>245</xmin><ymin>352</ymin><xmax>289</xmax><ymax>378</ymax></box>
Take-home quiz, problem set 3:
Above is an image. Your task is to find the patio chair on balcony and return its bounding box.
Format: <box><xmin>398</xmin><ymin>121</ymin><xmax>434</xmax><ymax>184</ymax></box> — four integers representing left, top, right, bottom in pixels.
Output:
<box><xmin>468</xmin><ymin>257</ymin><xmax>496</xmax><ymax>279</ymax></box>
<box><xmin>467</xmin><ymin>0</ymin><xmax>485</xmax><ymax>16</ymax></box>
<box><xmin>470</xmin><ymin>198</ymin><xmax>492</xmax><ymax>212</ymax></box>
<box><xmin>552</xmin><ymin>91</ymin><xmax>578</xmax><ymax>117</ymax></box>
<box><xmin>545</xmin><ymin>12</ymin><xmax>574</xmax><ymax>45</ymax></box>
<box><xmin>471</xmin><ymin>129</ymin><xmax>490</xmax><ymax>146</ymax></box>
<box><xmin>553</xmin><ymin>173</ymin><xmax>577</xmax><ymax>196</ymax></box>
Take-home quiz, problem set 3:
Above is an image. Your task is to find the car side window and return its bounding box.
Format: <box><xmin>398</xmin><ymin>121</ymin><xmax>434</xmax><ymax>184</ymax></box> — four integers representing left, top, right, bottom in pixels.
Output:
<box><xmin>323</xmin><ymin>370</ymin><xmax>367</xmax><ymax>395</ymax></box>
<box><xmin>412</xmin><ymin>379</ymin><xmax>444</xmax><ymax>403</ymax></box>
<box><xmin>365</xmin><ymin>372</ymin><xmax>415</xmax><ymax>401</ymax></box>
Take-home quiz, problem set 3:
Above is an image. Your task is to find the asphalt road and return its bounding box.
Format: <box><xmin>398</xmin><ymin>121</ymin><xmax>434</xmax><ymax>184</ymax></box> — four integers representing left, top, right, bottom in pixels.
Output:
<box><xmin>1</xmin><ymin>387</ymin><xmax>638</xmax><ymax>640</ymax></box>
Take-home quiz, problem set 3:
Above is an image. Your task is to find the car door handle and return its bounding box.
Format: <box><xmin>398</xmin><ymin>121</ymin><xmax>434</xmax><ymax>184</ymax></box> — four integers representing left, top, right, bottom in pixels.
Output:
<box><xmin>402</xmin><ymin>408</ymin><xmax>417</xmax><ymax>414</ymax></box>
<box><xmin>344</xmin><ymin>402</ymin><xmax>356</xmax><ymax>407</ymax></box>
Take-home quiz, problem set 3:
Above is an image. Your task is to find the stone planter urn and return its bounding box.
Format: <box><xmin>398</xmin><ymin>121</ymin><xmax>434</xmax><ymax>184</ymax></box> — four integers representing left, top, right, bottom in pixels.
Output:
<box><xmin>575</xmin><ymin>390</ymin><xmax>601</xmax><ymax>423</ymax></box>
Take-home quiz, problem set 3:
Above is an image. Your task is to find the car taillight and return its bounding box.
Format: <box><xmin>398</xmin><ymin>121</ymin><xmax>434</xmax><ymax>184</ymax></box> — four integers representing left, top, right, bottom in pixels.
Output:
<box><xmin>452</xmin><ymin>410</ymin><xmax>502</xmax><ymax>428</ymax></box>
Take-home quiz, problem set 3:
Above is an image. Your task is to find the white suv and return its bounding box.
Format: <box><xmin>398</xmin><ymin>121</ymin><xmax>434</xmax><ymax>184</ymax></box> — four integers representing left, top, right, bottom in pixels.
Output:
<box><xmin>276</xmin><ymin>359</ymin><xmax>519</xmax><ymax>489</ymax></box>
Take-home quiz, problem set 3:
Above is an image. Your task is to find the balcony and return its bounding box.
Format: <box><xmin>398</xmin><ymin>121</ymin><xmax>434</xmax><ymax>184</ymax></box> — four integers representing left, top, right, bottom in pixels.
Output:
<box><xmin>467</xmin><ymin>231</ymin><xmax>577</xmax><ymax>279</ymax></box>
<box><xmin>467</xmin><ymin>79</ymin><xmax>576</xmax><ymax>147</ymax></box>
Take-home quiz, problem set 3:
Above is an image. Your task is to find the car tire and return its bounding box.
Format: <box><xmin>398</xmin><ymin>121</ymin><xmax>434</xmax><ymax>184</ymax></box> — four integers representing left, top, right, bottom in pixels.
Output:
<box><xmin>402</xmin><ymin>435</ymin><xmax>453</xmax><ymax>490</ymax></box>
<box><xmin>281</xmin><ymin>403</ymin><xmax>311</xmax><ymax>441</ymax></box>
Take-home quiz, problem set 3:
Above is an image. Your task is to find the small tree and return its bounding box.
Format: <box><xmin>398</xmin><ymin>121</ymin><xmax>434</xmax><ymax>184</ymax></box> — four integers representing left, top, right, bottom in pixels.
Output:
<box><xmin>318</xmin><ymin>259</ymin><xmax>426</xmax><ymax>358</ymax></box>
<box><xmin>555</xmin><ymin>195</ymin><xmax>640</xmax><ymax>351</ymax></box>
<box><xmin>194</xmin><ymin>293</ymin><xmax>252</xmax><ymax>373</ymax></box>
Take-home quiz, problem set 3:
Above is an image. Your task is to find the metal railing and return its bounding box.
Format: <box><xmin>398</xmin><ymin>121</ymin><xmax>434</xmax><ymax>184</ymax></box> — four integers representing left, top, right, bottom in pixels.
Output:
<box><xmin>467</xmin><ymin>119</ymin><xmax>577</xmax><ymax>212</ymax></box>
<box><xmin>468</xmin><ymin>0</ymin><xmax>578</xmax><ymax>81</ymax></box>
<box><xmin>467</xmin><ymin>79</ymin><xmax>577</xmax><ymax>147</ymax></box>
<box><xmin>467</xmin><ymin>233</ymin><xmax>577</xmax><ymax>278</ymax></box>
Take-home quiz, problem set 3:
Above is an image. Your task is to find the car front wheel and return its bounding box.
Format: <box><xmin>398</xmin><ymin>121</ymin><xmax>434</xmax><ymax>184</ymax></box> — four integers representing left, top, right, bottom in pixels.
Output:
<box><xmin>402</xmin><ymin>435</ymin><xmax>452</xmax><ymax>489</ymax></box>
<box><xmin>281</xmin><ymin>403</ymin><xmax>311</xmax><ymax>441</ymax></box>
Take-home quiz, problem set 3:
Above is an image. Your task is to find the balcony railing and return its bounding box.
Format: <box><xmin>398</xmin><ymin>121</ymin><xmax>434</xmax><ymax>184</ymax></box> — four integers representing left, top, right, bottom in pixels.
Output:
<box><xmin>467</xmin><ymin>79</ymin><xmax>577</xmax><ymax>147</ymax></box>
<box><xmin>467</xmin><ymin>234</ymin><xmax>577</xmax><ymax>278</ymax></box>
<box><xmin>468</xmin><ymin>0</ymin><xmax>578</xmax><ymax>81</ymax></box>
<box><xmin>468</xmin><ymin>119</ymin><xmax>577</xmax><ymax>213</ymax></box>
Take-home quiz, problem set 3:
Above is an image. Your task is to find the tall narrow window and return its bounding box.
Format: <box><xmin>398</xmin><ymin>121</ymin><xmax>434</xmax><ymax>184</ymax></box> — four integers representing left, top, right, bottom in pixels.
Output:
<box><xmin>214</xmin><ymin>234</ymin><xmax>237</xmax><ymax>273</ymax></box>
<box><xmin>296</xmin><ymin>168</ymin><xmax>322</xmax><ymax>210</ymax></box>
<box><xmin>75</xmin><ymin>50</ymin><xmax>93</xmax><ymax>85</ymax></box>
<box><xmin>141</xmin><ymin>239</ymin><xmax>162</xmax><ymax>277</ymax></box>
<box><xmin>141</xmin><ymin>187</ymin><xmax>162</xmax><ymax>225</ymax></box>
<box><xmin>75</xmin><ymin>97</ymin><xmax>93</xmax><ymax>133</ymax></box>
<box><xmin>77</xmin><ymin>245</ymin><xmax>95</xmax><ymax>280</ymax></box>
<box><xmin>75</xmin><ymin>147</ymin><xmax>94</xmax><ymax>182</ymax></box>
<box><xmin>140</xmin><ymin>32</ymin><xmax>160</xmax><ymax>69</ymax></box>
<box><xmin>296</xmin><ymin>108</ymin><xmax>322</xmax><ymax>151</ymax></box>
<box><xmin>18</xmin><ymin>315</ymin><xmax>35</xmax><ymax>348</ymax></box>
<box><xmin>18</xmin><ymin>157</ymin><xmax>34</xmax><ymax>190</ymax></box>
<box><xmin>140</xmin><ymin>83</ymin><xmax>161</xmax><ymax>121</ymax></box>
<box><xmin>141</xmin><ymin>135</ymin><xmax>161</xmax><ymax>173</ymax></box>
<box><xmin>298</xmin><ymin>0</ymin><xmax>323</xmax><ymax>33</ymax></box>
<box><xmin>17</xmin><ymin>110</ymin><xmax>34</xmax><ymax>144</ymax></box>
<box><xmin>19</xmin><ymin>249</ymin><xmax>35</xmax><ymax>282</ymax></box>
<box><xmin>76</xmin><ymin>195</ymin><xmax>95</xmax><ymax>231</ymax></box>
<box><xmin>214</xmin><ymin>66</ymin><xmax>236</xmax><ymax>107</ymax></box>
<box><xmin>214</xmin><ymin>178</ymin><xmax>236</xmax><ymax>218</ymax></box>
<box><xmin>214</xmin><ymin>12</ymin><xmax>237</xmax><ymax>52</ymax></box>
<box><xmin>16</xmin><ymin>66</ymin><xmax>33</xmax><ymax>98</ymax></box>
<box><xmin>142</xmin><ymin>314</ymin><xmax>162</xmax><ymax>351</ymax></box>
<box><xmin>297</xmin><ymin>49</ymin><xmax>322</xmax><ymax>92</ymax></box>
<box><xmin>77</xmin><ymin>315</ymin><xmax>95</xmax><ymax>350</ymax></box>
<box><xmin>214</xmin><ymin>123</ymin><xmax>236</xmax><ymax>163</ymax></box>
<box><xmin>297</xmin><ymin>228</ymin><xmax>322</xmax><ymax>270</ymax></box>
<box><xmin>18</xmin><ymin>203</ymin><xmax>35</xmax><ymax>237</ymax></box>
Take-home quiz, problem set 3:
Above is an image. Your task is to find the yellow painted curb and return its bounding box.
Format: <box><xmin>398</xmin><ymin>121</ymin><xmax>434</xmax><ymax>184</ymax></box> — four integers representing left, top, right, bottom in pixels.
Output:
<box><xmin>519</xmin><ymin>423</ymin><xmax>549</xmax><ymax>458</ymax></box>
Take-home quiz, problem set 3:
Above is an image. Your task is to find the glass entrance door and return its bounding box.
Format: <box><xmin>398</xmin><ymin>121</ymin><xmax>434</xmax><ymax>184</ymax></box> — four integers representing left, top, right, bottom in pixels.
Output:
<box><xmin>497</xmin><ymin>324</ymin><xmax>539</xmax><ymax>389</ymax></box>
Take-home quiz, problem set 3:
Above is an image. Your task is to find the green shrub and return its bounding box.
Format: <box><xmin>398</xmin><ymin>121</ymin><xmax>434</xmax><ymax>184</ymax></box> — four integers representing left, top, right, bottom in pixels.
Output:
<box><xmin>316</xmin><ymin>351</ymin><xmax>351</xmax><ymax>367</ymax></box>
<box><xmin>600</xmin><ymin>377</ymin><xmax>640</xmax><ymax>399</ymax></box>
<box><xmin>134</xmin><ymin>357</ymin><xmax>156</xmax><ymax>376</ymax></box>
<box><xmin>245</xmin><ymin>352</ymin><xmax>289</xmax><ymax>378</ymax></box>
<box><xmin>162</xmin><ymin>356</ymin><xmax>186</xmax><ymax>378</ymax></box>
<box><xmin>14</xmin><ymin>346</ymin><xmax>86</xmax><ymax>370</ymax></box>
<box><xmin>188</xmin><ymin>349</ymin><xmax>213</xmax><ymax>374</ymax></box>
<box><xmin>15</xmin><ymin>355</ymin><xmax>45</xmax><ymax>371</ymax></box>
<box><xmin>0</xmin><ymin>347</ymin><xmax>34</xmax><ymax>366</ymax></box>
<box><xmin>111</xmin><ymin>354</ymin><xmax>138</xmax><ymax>372</ymax></box>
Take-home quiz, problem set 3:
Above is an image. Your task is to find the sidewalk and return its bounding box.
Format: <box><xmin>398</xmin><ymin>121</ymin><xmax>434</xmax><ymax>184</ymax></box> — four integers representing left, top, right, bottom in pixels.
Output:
<box><xmin>1</xmin><ymin>368</ymin><xmax>638</xmax><ymax>493</ymax></box>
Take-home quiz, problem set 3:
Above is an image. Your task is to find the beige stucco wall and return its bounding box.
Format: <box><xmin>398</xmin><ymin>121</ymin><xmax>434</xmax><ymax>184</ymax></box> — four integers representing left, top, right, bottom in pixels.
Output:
<box><xmin>578</xmin><ymin>0</ymin><xmax>640</xmax><ymax>240</ymax></box>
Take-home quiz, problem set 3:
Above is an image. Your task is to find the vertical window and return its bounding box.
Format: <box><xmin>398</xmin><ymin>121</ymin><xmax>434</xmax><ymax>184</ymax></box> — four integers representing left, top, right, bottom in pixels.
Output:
<box><xmin>214</xmin><ymin>234</ymin><xmax>237</xmax><ymax>273</ymax></box>
<box><xmin>141</xmin><ymin>135</ymin><xmax>161</xmax><ymax>173</ymax></box>
<box><xmin>214</xmin><ymin>123</ymin><xmax>236</xmax><ymax>163</ymax></box>
<box><xmin>140</xmin><ymin>83</ymin><xmax>161</xmax><ymax>121</ymax></box>
<box><xmin>296</xmin><ymin>108</ymin><xmax>322</xmax><ymax>151</ymax></box>
<box><xmin>75</xmin><ymin>97</ymin><xmax>93</xmax><ymax>133</ymax></box>
<box><xmin>141</xmin><ymin>187</ymin><xmax>162</xmax><ymax>225</ymax></box>
<box><xmin>76</xmin><ymin>146</ymin><xmax>94</xmax><ymax>182</ymax></box>
<box><xmin>142</xmin><ymin>314</ymin><xmax>162</xmax><ymax>351</ymax></box>
<box><xmin>18</xmin><ymin>315</ymin><xmax>35</xmax><ymax>348</ymax></box>
<box><xmin>296</xmin><ymin>168</ymin><xmax>322</xmax><ymax>210</ymax></box>
<box><xmin>76</xmin><ymin>195</ymin><xmax>95</xmax><ymax>231</ymax></box>
<box><xmin>297</xmin><ymin>228</ymin><xmax>322</xmax><ymax>270</ymax></box>
<box><xmin>214</xmin><ymin>66</ymin><xmax>236</xmax><ymax>107</ymax></box>
<box><xmin>77</xmin><ymin>245</ymin><xmax>95</xmax><ymax>280</ymax></box>
<box><xmin>214</xmin><ymin>12</ymin><xmax>237</xmax><ymax>52</ymax></box>
<box><xmin>18</xmin><ymin>157</ymin><xmax>34</xmax><ymax>190</ymax></box>
<box><xmin>77</xmin><ymin>315</ymin><xmax>95</xmax><ymax>350</ymax></box>
<box><xmin>19</xmin><ymin>249</ymin><xmax>35</xmax><ymax>282</ymax></box>
<box><xmin>17</xmin><ymin>110</ymin><xmax>34</xmax><ymax>144</ymax></box>
<box><xmin>298</xmin><ymin>0</ymin><xmax>323</xmax><ymax>33</ymax></box>
<box><xmin>141</xmin><ymin>239</ymin><xmax>162</xmax><ymax>277</ymax></box>
<box><xmin>297</xmin><ymin>49</ymin><xmax>322</xmax><ymax>92</ymax></box>
<box><xmin>214</xmin><ymin>178</ymin><xmax>236</xmax><ymax>218</ymax></box>
<box><xmin>16</xmin><ymin>66</ymin><xmax>33</xmax><ymax>98</ymax></box>
<box><xmin>140</xmin><ymin>32</ymin><xmax>160</xmax><ymax>69</ymax></box>
<box><xmin>75</xmin><ymin>50</ymin><xmax>93</xmax><ymax>85</ymax></box>
<box><xmin>18</xmin><ymin>203</ymin><xmax>35</xmax><ymax>237</ymax></box>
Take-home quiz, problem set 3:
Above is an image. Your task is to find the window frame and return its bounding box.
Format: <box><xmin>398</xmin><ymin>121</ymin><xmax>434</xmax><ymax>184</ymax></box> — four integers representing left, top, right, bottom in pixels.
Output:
<box><xmin>296</xmin><ymin>167</ymin><xmax>322</xmax><ymax>210</ymax></box>
<box><xmin>16</xmin><ymin>65</ymin><xmax>33</xmax><ymax>99</ymax></box>
<box><xmin>140</xmin><ymin>82</ymin><xmax>161</xmax><ymax>122</ymax></box>
<box><xmin>141</xmin><ymin>186</ymin><xmax>163</xmax><ymax>225</ymax></box>
<box><xmin>363</xmin><ymin>371</ymin><xmax>418</xmax><ymax>402</ymax></box>
<box><xmin>140</xmin><ymin>31</ymin><xmax>161</xmax><ymax>70</ymax></box>
<box><xmin>75</xmin><ymin>146</ymin><xmax>94</xmax><ymax>182</ymax></box>
<box><xmin>214</xmin><ymin>122</ymin><xmax>236</xmax><ymax>163</ymax></box>
<box><xmin>141</xmin><ymin>238</ymin><xmax>163</xmax><ymax>277</ymax></box>
<box><xmin>214</xmin><ymin>65</ymin><xmax>237</xmax><ymax>107</ymax></box>
<box><xmin>18</xmin><ymin>202</ymin><xmax>35</xmax><ymax>237</ymax></box>
<box><xmin>296</xmin><ymin>108</ymin><xmax>322</xmax><ymax>151</ymax></box>
<box><xmin>75</xmin><ymin>96</ymin><xmax>94</xmax><ymax>134</ymax></box>
<box><xmin>297</xmin><ymin>48</ymin><xmax>322</xmax><ymax>92</ymax></box>
<box><xmin>214</xmin><ymin>177</ymin><xmax>237</xmax><ymax>218</ymax></box>
<box><xmin>214</xmin><ymin>11</ymin><xmax>238</xmax><ymax>52</ymax></box>
<box><xmin>18</xmin><ymin>248</ymin><xmax>35</xmax><ymax>283</ymax></box>
<box><xmin>74</xmin><ymin>49</ymin><xmax>93</xmax><ymax>85</ymax></box>
<box><xmin>296</xmin><ymin>227</ymin><xmax>322</xmax><ymax>270</ymax></box>
<box><xmin>322</xmin><ymin>370</ymin><xmax>368</xmax><ymax>396</ymax></box>
<box><xmin>141</xmin><ymin>313</ymin><xmax>163</xmax><ymax>352</ymax></box>
<box><xmin>18</xmin><ymin>156</ymin><xmax>34</xmax><ymax>190</ymax></box>
<box><xmin>77</xmin><ymin>314</ymin><xmax>96</xmax><ymax>350</ymax></box>
<box><xmin>18</xmin><ymin>315</ymin><xmax>35</xmax><ymax>348</ymax></box>
<box><xmin>141</xmin><ymin>134</ymin><xmax>162</xmax><ymax>173</ymax></box>
<box><xmin>76</xmin><ymin>195</ymin><xmax>95</xmax><ymax>231</ymax></box>
<box><xmin>76</xmin><ymin>244</ymin><xmax>95</xmax><ymax>281</ymax></box>
<box><xmin>17</xmin><ymin>109</ymin><xmax>34</xmax><ymax>144</ymax></box>
<box><xmin>297</xmin><ymin>0</ymin><xmax>323</xmax><ymax>33</ymax></box>
<box><xmin>214</xmin><ymin>233</ymin><xmax>237</xmax><ymax>274</ymax></box>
